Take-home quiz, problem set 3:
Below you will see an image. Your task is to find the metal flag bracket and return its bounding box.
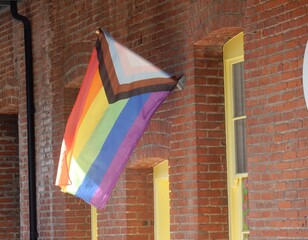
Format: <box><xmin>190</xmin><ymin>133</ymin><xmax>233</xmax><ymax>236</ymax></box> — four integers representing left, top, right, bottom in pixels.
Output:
<box><xmin>176</xmin><ymin>75</ymin><xmax>186</xmax><ymax>91</ymax></box>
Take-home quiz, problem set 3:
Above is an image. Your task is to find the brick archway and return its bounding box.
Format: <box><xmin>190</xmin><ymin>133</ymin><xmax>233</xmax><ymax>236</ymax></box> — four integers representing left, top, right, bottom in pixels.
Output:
<box><xmin>128</xmin><ymin>118</ymin><xmax>172</xmax><ymax>169</ymax></box>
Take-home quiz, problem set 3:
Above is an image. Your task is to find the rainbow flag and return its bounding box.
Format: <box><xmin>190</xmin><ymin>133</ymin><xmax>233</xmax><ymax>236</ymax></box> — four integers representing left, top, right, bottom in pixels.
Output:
<box><xmin>55</xmin><ymin>28</ymin><xmax>177</xmax><ymax>209</ymax></box>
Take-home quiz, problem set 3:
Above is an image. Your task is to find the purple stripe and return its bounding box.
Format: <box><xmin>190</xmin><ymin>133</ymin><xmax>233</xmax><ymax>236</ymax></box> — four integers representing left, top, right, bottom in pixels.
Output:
<box><xmin>90</xmin><ymin>91</ymin><xmax>170</xmax><ymax>208</ymax></box>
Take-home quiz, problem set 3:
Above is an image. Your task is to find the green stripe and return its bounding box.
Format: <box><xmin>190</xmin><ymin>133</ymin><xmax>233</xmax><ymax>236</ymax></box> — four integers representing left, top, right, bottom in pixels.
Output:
<box><xmin>67</xmin><ymin>98</ymin><xmax>128</xmax><ymax>194</ymax></box>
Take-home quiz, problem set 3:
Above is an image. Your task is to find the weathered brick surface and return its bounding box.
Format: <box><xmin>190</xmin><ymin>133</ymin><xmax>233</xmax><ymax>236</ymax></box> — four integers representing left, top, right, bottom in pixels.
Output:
<box><xmin>244</xmin><ymin>0</ymin><xmax>308</xmax><ymax>239</ymax></box>
<box><xmin>194</xmin><ymin>46</ymin><xmax>229</xmax><ymax>240</ymax></box>
<box><xmin>0</xmin><ymin>0</ymin><xmax>308</xmax><ymax>239</ymax></box>
<box><xmin>0</xmin><ymin>114</ymin><xmax>20</xmax><ymax>240</ymax></box>
<box><xmin>0</xmin><ymin>11</ymin><xmax>19</xmax><ymax>114</ymax></box>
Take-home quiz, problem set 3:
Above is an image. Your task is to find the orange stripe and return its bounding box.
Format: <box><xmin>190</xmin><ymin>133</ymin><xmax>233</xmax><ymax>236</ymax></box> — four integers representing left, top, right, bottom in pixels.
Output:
<box><xmin>78</xmin><ymin>70</ymin><xmax>102</xmax><ymax>126</ymax></box>
<box><xmin>56</xmin><ymin>48</ymin><xmax>100</xmax><ymax>186</ymax></box>
<box><xmin>64</xmin><ymin>49</ymin><xmax>99</xmax><ymax>151</ymax></box>
<box><xmin>65</xmin><ymin>70</ymin><xmax>102</xmax><ymax>173</ymax></box>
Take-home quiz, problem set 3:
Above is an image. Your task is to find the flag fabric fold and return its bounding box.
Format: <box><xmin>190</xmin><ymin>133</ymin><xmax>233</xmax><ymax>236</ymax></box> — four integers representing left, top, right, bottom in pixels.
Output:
<box><xmin>55</xmin><ymin>28</ymin><xmax>177</xmax><ymax>209</ymax></box>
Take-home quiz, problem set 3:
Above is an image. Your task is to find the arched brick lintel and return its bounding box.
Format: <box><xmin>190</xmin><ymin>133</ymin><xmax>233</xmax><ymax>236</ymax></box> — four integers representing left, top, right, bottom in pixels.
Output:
<box><xmin>193</xmin><ymin>27</ymin><xmax>243</xmax><ymax>60</ymax></box>
<box><xmin>62</xmin><ymin>42</ymin><xmax>93</xmax><ymax>88</ymax></box>
<box><xmin>128</xmin><ymin>119</ymin><xmax>171</xmax><ymax>169</ymax></box>
<box><xmin>194</xmin><ymin>27</ymin><xmax>243</xmax><ymax>48</ymax></box>
<box><xmin>189</xmin><ymin>0</ymin><xmax>245</xmax><ymax>45</ymax></box>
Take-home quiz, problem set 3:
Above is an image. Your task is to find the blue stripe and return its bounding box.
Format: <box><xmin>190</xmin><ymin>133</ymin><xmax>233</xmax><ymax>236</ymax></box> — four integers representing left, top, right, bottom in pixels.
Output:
<box><xmin>75</xmin><ymin>93</ymin><xmax>151</xmax><ymax>202</ymax></box>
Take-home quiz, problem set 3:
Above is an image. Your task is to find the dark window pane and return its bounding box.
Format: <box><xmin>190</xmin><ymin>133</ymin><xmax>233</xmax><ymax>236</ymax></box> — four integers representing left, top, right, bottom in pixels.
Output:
<box><xmin>235</xmin><ymin>119</ymin><xmax>247</xmax><ymax>173</ymax></box>
<box><xmin>232</xmin><ymin>62</ymin><xmax>245</xmax><ymax>117</ymax></box>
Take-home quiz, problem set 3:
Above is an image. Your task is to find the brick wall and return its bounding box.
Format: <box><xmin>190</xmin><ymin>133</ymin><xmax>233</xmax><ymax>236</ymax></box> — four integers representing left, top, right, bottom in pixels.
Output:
<box><xmin>97</xmin><ymin>172</ymin><xmax>129</xmax><ymax>239</ymax></box>
<box><xmin>244</xmin><ymin>0</ymin><xmax>308</xmax><ymax>239</ymax></box>
<box><xmin>0</xmin><ymin>114</ymin><xmax>20</xmax><ymax>240</ymax></box>
<box><xmin>3</xmin><ymin>0</ymin><xmax>245</xmax><ymax>239</ymax></box>
<box><xmin>1</xmin><ymin>0</ymin><xmax>308</xmax><ymax>239</ymax></box>
<box><xmin>194</xmin><ymin>45</ymin><xmax>228</xmax><ymax>239</ymax></box>
<box><xmin>0</xmin><ymin>11</ymin><xmax>19</xmax><ymax>114</ymax></box>
<box><xmin>167</xmin><ymin>1</ymin><xmax>245</xmax><ymax>239</ymax></box>
<box><xmin>126</xmin><ymin>168</ymin><xmax>154</xmax><ymax>240</ymax></box>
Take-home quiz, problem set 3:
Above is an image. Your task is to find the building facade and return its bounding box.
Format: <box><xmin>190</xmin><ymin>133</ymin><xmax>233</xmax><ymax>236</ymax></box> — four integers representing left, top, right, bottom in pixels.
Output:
<box><xmin>0</xmin><ymin>0</ymin><xmax>307</xmax><ymax>239</ymax></box>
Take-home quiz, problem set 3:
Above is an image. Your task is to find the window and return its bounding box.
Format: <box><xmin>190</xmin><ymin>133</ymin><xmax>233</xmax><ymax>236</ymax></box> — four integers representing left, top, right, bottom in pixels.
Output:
<box><xmin>223</xmin><ymin>32</ymin><xmax>249</xmax><ymax>240</ymax></box>
<box><xmin>154</xmin><ymin>160</ymin><xmax>170</xmax><ymax>240</ymax></box>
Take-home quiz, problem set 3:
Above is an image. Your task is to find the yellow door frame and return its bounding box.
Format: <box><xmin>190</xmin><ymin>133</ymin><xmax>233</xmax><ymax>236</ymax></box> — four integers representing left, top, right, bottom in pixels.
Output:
<box><xmin>154</xmin><ymin>160</ymin><xmax>170</xmax><ymax>240</ymax></box>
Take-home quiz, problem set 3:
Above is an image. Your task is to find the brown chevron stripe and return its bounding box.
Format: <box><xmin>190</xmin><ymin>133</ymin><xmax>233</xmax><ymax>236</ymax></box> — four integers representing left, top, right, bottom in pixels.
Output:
<box><xmin>96</xmin><ymin>29</ymin><xmax>177</xmax><ymax>104</ymax></box>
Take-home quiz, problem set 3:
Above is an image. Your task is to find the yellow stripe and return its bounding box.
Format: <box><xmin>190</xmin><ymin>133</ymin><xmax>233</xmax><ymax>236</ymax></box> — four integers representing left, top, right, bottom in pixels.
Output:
<box><xmin>66</xmin><ymin>87</ymin><xmax>109</xmax><ymax>194</ymax></box>
<box><xmin>66</xmin><ymin>156</ymin><xmax>87</xmax><ymax>194</ymax></box>
<box><xmin>62</xmin><ymin>70</ymin><xmax>102</xmax><ymax>184</ymax></box>
<box><xmin>80</xmin><ymin>70</ymin><xmax>103</xmax><ymax>125</ymax></box>
<box><xmin>73</xmin><ymin>87</ymin><xmax>108</xmax><ymax>158</ymax></box>
<box><xmin>65</xmin><ymin>70</ymin><xmax>103</xmax><ymax>167</ymax></box>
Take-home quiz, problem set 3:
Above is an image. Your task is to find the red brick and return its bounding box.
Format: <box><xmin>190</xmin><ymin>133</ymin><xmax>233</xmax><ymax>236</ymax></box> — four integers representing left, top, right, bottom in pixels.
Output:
<box><xmin>0</xmin><ymin>0</ymin><xmax>307</xmax><ymax>239</ymax></box>
<box><xmin>0</xmin><ymin>115</ymin><xmax>19</xmax><ymax>239</ymax></box>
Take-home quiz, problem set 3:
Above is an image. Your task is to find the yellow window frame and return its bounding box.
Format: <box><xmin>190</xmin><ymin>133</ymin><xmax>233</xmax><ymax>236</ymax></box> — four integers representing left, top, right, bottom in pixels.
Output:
<box><xmin>223</xmin><ymin>32</ymin><xmax>249</xmax><ymax>240</ymax></box>
<box><xmin>154</xmin><ymin>160</ymin><xmax>170</xmax><ymax>240</ymax></box>
<box><xmin>91</xmin><ymin>206</ymin><xmax>97</xmax><ymax>240</ymax></box>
